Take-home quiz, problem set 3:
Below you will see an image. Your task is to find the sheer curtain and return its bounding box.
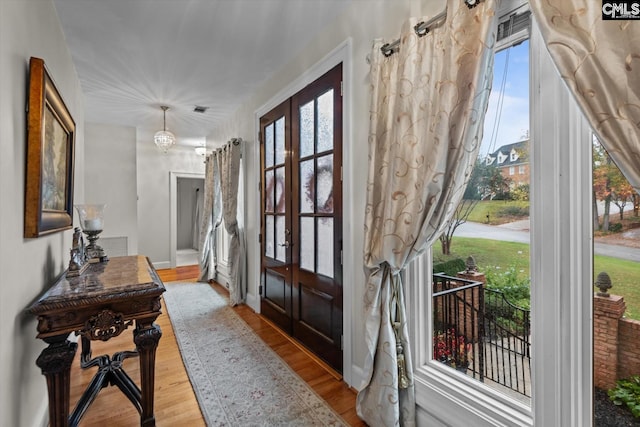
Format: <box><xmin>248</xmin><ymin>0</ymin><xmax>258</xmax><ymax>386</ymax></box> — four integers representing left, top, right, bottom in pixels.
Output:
<box><xmin>218</xmin><ymin>138</ymin><xmax>246</xmax><ymax>306</ymax></box>
<box><xmin>530</xmin><ymin>1</ymin><xmax>640</xmax><ymax>191</ymax></box>
<box><xmin>358</xmin><ymin>0</ymin><xmax>496</xmax><ymax>425</ymax></box>
<box><xmin>198</xmin><ymin>152</ymin><xmax>222</xmax><ymax>282</ymax></box>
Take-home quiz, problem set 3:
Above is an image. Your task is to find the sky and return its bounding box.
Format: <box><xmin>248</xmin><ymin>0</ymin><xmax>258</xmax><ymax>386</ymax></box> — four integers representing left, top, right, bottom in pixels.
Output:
<box><xmin>480</xmin><ymin>40</ymin><xmax>529</xmax><ymax>157</ymax></box>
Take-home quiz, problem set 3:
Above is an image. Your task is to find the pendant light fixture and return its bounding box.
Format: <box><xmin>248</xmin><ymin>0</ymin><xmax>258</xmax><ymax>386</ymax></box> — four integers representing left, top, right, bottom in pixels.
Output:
<box><xmin>154</xmin><ymin>105</ymin><xmax>176</xmax><ymax>153</ymax></box>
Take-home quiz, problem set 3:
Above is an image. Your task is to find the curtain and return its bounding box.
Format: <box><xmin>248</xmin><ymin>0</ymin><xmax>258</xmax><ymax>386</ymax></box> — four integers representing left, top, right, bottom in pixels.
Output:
<box><xmin>529</xmin><ymin>1</ymin><xmax>640</xmax><ymax>192</ymax></box>
<box><xmin>218</xmin><ymin>138</ymin><xmax>246</xmax><ymax>306</ymax></box>
<box><xmin>198</xmin><ymin>152</ymin><xmax>222</xmax><ymax>282</ymax></box>
<box><xmin>192</xmin><ymin>187</ymin><xmax>203</xmax><ymax>250</ymax></box>
<box><xmin>357</xmin><ymin>0</ymin><xmax>496</xmax><ymax>425</ymax></box>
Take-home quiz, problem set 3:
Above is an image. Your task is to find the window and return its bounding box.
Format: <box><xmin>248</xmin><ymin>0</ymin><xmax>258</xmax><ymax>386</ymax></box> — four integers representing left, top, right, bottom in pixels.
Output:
<box><xmin>409</xmin><ymin>2</ymin><xmax>593</xmax><ymax>425</ymax></box>
<box><xmin>519</xmin><ymin>165</ymin><xmax>525</xmax><ymax>174</ymax></box>
<box><xmin>511</xmin><ymin>149</ymin><xmax>519</xmax><ymax>162</ymax></box>
<box><xmin>497</xmin><ymin>151</ymin><xmax>507</xmax><ymax>164</ymax></box>
<box><xmin>509</xmin><ymin>166</ymin><xmax>515</xmax><ymax>175</ymax></box>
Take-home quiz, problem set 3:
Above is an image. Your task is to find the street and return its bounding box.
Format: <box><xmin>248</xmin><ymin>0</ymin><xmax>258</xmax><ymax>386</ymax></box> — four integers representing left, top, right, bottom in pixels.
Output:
<box><xmin>456</xmin><ymin>221</ymin><xmax>640</xmax><ymax>262</ymax></box>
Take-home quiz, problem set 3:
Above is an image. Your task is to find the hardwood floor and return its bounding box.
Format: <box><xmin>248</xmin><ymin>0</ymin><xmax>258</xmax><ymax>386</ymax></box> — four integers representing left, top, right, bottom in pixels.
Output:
<box><xmin>67</xmin><ymin>265</ymin><xmax>365</xmax><ymax>426</ymax></box>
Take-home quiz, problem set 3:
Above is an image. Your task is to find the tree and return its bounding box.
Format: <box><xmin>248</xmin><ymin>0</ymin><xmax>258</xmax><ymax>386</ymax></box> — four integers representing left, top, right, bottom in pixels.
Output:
<box><xmin>464</xmin><ymin>158</ymin><xmax>512</xmax><ymax>201</ymax></box>
<box><xmin>611</xmin><ymin>175</ymin><xmax>634</xmax><ymax>220</ymax></box>
<box><xmin>593</xmin><ymin>139</ymin><xmax>635</xmax><ymax>229</ymax></box>
<box><xmin>593</xmin><ymin>154</ymin><xmax>613</xmax><ymax>231</ymax></box>
<box><xmin>439</xmin><ymin>199</ymin><xmax>479</xmax><ymax>255</ymax></box>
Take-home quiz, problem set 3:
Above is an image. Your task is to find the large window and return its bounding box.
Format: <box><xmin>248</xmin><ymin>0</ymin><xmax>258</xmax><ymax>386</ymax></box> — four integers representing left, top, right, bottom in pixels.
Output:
<box><xmin>408</xmin><ymin>2</ymin><xmax>593</xmax><ymax>425</ymax></box>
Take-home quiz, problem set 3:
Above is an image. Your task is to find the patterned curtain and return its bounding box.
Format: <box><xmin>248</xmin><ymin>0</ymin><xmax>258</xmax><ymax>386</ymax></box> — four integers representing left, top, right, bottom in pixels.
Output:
<box><xmin>218</xmin><ymin>138</ymin><xmax>246</xmax><ymax>306</ymax></box>
<box><xmin>530</xmin><ymin>1</ymin><xmax>640</xmax><ymax>192</ymax></box>
<box><xmin>358</xmin><ymin>0</ymin><xmax>496</xmax><ymax>425</ymax></box>
<box><xmin>198</xmin><ymin>152</ymin><xmax>222</xmax><ymax>282</ymax></box>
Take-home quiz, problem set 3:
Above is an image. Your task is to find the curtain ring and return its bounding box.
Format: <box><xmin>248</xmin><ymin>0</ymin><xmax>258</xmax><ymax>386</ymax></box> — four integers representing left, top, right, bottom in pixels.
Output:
<box><xmin>414</xmin><ymin>22</ymin><xmax>429</xmax><ymax>37</ymax></box>
<box><xmin>380</xmin><ymin>43</ymin><xmax>394</xmax><ymax>57</ymax></box>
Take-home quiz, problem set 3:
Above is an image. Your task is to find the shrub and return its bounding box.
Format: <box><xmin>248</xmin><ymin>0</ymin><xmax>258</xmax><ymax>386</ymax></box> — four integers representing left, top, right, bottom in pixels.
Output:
<box><xmin>609</xmin><ymin>376</ymin><xmax>640</xmax><ymax>418</ymax></box>
<box><xmin>484</xmin><ymin>264</ymin><xmax>531</xmax><ymax>309</ymax></box>
<box><xmin>610</xmin><ymin>222</ymin><xmax>623</xmax><ymax>232</ymax></box>
<box><xmin>498</xmin><ymin>205</ymin><xmax>530</xmax><ymax>218</ymax></box>
<box><xmin>510</xmin><ymin>184</ymin><xmax>530</xmax><ymax>201</ymax></box>
<box><xmin>433</xmin><ymin>258</ymin><xmax>466</xmax><ymax>277</ymax></box>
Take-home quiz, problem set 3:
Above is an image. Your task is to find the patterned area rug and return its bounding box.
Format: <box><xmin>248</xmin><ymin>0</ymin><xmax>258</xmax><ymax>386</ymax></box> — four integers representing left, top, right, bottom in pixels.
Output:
<box><xmin>163</xmin><ymin>282</ymin><xmax>347</xmax><ymax>426</ymax></box>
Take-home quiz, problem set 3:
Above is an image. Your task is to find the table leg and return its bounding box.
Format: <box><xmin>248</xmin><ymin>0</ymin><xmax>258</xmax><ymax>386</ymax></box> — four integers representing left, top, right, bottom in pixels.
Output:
<box><xmin>36</xmin><ymin>335</ymin><xmax>77</xmax><ymax>427</ymax></box>
<box><xmin>133</xmin><ymin>319</ymin><xmax>161</xmax><ymax>427</ymax></box>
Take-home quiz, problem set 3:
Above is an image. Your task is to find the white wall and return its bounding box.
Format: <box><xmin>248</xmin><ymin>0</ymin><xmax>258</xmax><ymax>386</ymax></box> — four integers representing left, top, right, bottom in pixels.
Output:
<box><xmin>137</xmin><ymin>132</ymin><xmax>205</xmax><ymax>268</ymax></box>
<box><xmin>0</xmin><ymin>1</ymin><xmax>85</xmax><ymax>426</ymax></box>
<box><xmin>206</xmin><ymin>0</ymin><xmax>441</xmax><ymax>385</ymax></box>
<box><xmin>85</xmin><ymin>123</ymin><xmax>138</xmax><ymax>255</ymax></box>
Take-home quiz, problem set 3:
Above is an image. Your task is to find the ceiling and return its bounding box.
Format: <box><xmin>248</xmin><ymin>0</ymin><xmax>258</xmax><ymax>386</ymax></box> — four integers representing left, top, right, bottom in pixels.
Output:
<box><xmin>53</xmin><ymin>0</ymin><xmax>350</xmax><ymax>148</ymax></box>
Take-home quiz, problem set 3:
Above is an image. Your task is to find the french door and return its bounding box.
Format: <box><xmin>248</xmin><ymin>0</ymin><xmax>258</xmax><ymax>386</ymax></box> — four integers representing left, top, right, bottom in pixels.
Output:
<box><xmin>259</xmin><ymin>64</ymin><xmax>343</xmax><ymax>372</ymax></box>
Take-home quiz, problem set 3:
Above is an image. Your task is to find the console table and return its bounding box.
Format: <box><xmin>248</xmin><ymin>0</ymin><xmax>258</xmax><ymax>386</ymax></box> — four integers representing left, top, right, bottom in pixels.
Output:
<box><xmin>27</xmin><ymin>255</ymin><xmax>166</xmax><ymax>427</ymax></box>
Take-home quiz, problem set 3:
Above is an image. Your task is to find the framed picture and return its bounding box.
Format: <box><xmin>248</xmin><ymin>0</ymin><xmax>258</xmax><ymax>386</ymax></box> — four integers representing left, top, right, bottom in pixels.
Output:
<box><xmin>24</xmin><ymin>57</ymin><xmax>76</xmax><ymax>238</ymax></box>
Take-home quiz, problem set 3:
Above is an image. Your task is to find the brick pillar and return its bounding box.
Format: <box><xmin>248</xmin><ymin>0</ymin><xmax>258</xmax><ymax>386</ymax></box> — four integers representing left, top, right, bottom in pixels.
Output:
<box><xmin>455</xmin><ymin>270</ymin><xmax>485</xmax><ymax>341</ymax></box>
<box><xmin>594</xmin><ymin>293</ymin><xmax>626</xmax><ymax>390</ymax></box>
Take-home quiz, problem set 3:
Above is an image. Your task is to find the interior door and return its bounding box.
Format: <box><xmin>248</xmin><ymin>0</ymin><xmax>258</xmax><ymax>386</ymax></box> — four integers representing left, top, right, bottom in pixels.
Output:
<box><xmin>260</xmin><ymin>100</ymin><xmax>293</xmax><ymax>335</ymax></box>
<box><xmin>260</xmin><ymin>64</ymin><xmax>343</xmax><ymax>372</ymax></box>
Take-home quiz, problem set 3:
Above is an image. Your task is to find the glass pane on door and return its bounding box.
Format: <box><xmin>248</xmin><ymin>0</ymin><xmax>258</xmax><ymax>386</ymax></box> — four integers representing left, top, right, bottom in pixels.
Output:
<box><xmin>300</xmin><ymin>100</ymin><xmax>315</xmax><ymax>158</ymax></box>
<box><xmin>275</xmin><ymin>117</ymin><xmax>285</xmax><ymax>165</ymax></box>
<box><xmin>265</xmin><ymin>124</ymin><xmax>274</xmax><ymax>168</ymax></box>
<box><xmin>300</xmin><ymin>159</ymin><xmax>315</xmax><ymax>213</ymax></box>
<box><xmin>317</xmin><ymin>217</ymin><xmax>334</xmax><ymax>278</ymax></box>
<box><xmin>316</xmin><ymin>155</ymin><xmax>333</xmax><ymax>213</ymax></box>
<box><xmin>300</xmin><ymin>217</ymin><xmax>314</xmax><ymax>272</ymax></box>
<box><xmin>317</xmin><ymin>90</ymin><xmax>334</xmax><ymax>153</ymax></box>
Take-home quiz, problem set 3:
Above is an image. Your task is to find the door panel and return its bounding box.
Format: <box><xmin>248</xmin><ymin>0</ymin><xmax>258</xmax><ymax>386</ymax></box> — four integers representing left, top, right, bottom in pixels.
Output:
<box><xmin>260</xmin><ymin>100</ymin><xmax>292</xmax><ymax>334</ymax></box>
<box><xmin>260</xmin><ymin>63</ymin><xmax>343</xmax><ymax>372</ymax></box>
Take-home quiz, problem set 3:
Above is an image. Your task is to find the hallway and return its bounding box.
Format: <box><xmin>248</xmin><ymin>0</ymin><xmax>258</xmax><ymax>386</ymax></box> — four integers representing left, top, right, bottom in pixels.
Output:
<box><xmin>68</xmin><ymin>265</ymin><xmax>363</xmax><ymax>426</ymax></box>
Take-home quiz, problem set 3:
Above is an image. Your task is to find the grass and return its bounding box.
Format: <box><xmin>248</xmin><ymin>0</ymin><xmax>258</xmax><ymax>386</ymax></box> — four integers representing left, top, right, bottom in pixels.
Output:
<box><xmin>466</xmin><ymin>200</ymin><xmax>530</xmax><ymax>225</ymax></box>
<box><xmin>434</xmin><ymin>236</ymin><xmax>640</xmax><ymax>320</ymax></box>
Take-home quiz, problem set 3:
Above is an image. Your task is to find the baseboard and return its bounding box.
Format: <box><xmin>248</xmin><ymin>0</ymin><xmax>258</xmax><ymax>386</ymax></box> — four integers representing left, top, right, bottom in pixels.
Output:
<box><xmin>36</xmin><ymin>397</ymin><xmax>48</xmax><ymax>427</ymax></box>
<box><xmin>350</xmin><ymin>364</ymin><xmax>366</xmax><ymax>391</ymax></box>
<box><xmin>152</xmin><ymin>260</ymin><xmax>171</xmax><ymax>270</ymax></box>
<box><xmin>246</xmin><ymin>292</ymin><xmax>259</xmax><ymax>312</ymax></box>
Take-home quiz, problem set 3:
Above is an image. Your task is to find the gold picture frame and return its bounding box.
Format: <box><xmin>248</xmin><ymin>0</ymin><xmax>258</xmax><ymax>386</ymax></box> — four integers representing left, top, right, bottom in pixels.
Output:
<box><xmin>24</xmin><ymin>57</ymin><xmax>76</xmax><ymax>238</ymax></box>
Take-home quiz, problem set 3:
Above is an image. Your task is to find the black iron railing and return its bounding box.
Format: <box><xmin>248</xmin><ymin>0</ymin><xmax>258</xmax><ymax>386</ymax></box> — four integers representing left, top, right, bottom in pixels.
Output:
<box><xmin>432</xmin><ymin>273</ymin><xmax>531</xmax><ymax>398</ymax></box>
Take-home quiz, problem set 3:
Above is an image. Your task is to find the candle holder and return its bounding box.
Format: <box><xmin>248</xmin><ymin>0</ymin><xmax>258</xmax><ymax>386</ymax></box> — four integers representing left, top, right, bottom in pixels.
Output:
<box><xmin>75</xmin><ymin>204</ymin><xmax>108</xmax><ymax>263</ymax></box>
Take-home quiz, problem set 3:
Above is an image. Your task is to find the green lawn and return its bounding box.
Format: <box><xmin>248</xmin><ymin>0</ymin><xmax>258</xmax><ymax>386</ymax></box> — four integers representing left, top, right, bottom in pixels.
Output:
<box><xmin>466</xmin><ymin>200</ymin><xmax>530</xmax><ymax>225</ymax></box>
<box><xmin>434</xmin><ymin>237</ymin><xmax>640</xmax><ymax>320</ymax></box>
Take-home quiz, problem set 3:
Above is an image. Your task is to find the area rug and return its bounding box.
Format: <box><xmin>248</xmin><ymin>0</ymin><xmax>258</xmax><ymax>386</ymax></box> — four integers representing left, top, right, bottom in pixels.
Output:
<box><xmin>162</xmin><ymin>282</ymin><xmax>347</xmax><ymax>426</ymax></box>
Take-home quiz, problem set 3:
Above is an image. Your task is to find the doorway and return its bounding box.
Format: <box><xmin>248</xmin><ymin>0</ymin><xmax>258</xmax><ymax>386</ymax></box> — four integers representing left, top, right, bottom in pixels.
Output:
<box><xmin>170</xmin><ymin>172</ymin><xmax>205</xmax><ymax>268</ymax></box>
<box><xmin>259</xmin><ymin>64</ymin><xmax>343</xmax><ymax>372</ymax></box>
<box><xmin>177</xmin><ymin>177</ymin><xmax>204</xmax><ymax>266</ymax></box>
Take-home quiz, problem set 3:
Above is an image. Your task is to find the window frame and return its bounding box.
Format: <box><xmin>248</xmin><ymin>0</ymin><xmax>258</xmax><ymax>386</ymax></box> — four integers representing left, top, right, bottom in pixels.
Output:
<box><xmin>407</xmin><ymin>3</ymin><xmax>593</xmax><ymax>425</ymax></box>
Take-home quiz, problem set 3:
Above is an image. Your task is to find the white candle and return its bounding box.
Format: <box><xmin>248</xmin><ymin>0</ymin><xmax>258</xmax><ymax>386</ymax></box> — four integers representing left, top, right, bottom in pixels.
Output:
<box><xmin>83</xmin><ymin>218</ymin><xmax>102</xmax><ymax>231</ymax></box>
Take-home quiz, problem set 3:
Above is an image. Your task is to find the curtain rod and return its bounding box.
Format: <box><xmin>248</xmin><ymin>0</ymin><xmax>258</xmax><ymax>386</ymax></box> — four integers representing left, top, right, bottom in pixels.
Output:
<box><xmin>380</xmin><ymin>9</ymin><xmax>447</xmax><ymax>57</ymax></box>
<box><xmin>379</xmin><ymin>0</ymin><xmax>485</xmax><ymax>57</ymax></box>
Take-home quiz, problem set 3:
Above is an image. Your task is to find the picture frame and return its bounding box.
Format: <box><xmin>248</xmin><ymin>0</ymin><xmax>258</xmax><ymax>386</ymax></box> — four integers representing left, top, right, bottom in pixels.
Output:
<box><xmin>24</xmin><ymin>57</ymin><xmax>76</xmax><ymax>238</ymax></box>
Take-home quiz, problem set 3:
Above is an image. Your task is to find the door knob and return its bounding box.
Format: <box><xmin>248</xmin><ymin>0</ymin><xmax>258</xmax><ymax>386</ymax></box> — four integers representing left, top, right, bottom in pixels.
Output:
<box><xmin>278</xmin><ymin>241</ymin><xmax>290</xmax><ymax>248</ymax></box>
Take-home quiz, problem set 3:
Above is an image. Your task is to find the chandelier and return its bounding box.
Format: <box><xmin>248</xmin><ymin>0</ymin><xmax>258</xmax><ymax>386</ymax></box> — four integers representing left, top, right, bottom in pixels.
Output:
<box><xmin>154</xmin><ymin>105</ymin><xmax>176</xmax><ymax>153</ymax></box>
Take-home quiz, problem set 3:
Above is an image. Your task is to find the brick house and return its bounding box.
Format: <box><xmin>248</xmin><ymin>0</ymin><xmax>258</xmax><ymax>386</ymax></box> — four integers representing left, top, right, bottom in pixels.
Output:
<box><xmin>485</xmin><ymin>139</ymin><xmax>530</xmax><ymax>188</ymax></box>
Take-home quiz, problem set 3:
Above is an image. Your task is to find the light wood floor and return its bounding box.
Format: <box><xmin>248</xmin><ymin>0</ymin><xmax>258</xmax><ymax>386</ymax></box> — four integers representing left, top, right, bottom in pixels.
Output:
<box><xmin>68</xmin><ymin>265</ymin><xmax>366</xmax><ymax>426</ymax></box>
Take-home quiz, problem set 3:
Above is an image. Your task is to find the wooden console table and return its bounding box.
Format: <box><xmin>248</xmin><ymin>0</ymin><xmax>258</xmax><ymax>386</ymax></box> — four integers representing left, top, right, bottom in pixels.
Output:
<box><xmin>27</xmin><ymin>255</ymin><xmax>165</xmax><ymax>427</ymax></box>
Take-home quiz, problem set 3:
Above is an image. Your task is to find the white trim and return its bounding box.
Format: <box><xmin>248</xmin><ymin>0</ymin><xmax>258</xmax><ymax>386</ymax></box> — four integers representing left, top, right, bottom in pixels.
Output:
<box><xmin>253</xmin><ymin>38</ymin><xmax>354</xmax><ymax>386</ymax></box>
<box><xmin>36</xmin><ymin>399</ymin><xmax>48</xmax><ymax>427</ymax></box>
<box><xmin>407</xmin><ymin>251</ymin><xmax>534</xmax><ymax>426</ymax></box>
<box><xmin>410</xmin><ymin>6</ymin><xmax>593</xmax><ymax>426</ymax></box>
<box><xmin>169</xmin><ymin>171</ymin><xmax>205</xmax><ymax>269</ymax></box>
<box><xmin>530</xmin><ymin>20</ymin><xmax>593</xmax><ymax>427</ymax></box>
<box><xmin>153</xmin><ymin>261</ymin><xmax>171</xmax><ymax>270</ymax></box>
